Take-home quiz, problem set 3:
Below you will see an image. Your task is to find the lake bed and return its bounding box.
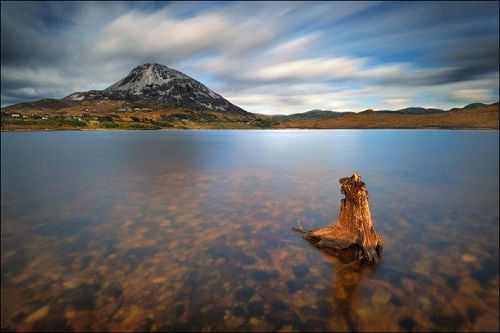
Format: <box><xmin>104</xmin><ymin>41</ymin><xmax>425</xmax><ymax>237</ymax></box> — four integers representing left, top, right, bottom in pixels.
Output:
<box><xmin>1</xmin><ymin>130</ymin><xmax>499</xmax><ymax>331</ymax></box>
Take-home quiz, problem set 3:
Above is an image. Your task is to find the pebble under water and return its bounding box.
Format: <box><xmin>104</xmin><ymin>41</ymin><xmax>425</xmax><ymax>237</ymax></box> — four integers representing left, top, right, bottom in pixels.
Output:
<box><xmin>1</xmin><ymin>130</ymin><xmax>499</xmax><ymax>331</ymax></box>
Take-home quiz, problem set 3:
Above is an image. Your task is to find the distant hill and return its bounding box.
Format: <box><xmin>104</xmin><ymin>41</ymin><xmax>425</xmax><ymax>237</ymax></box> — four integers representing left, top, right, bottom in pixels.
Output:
<box><xmin>448</xmin><ymin>103</ymin><xmax>489</xmax><ymax>112</ymax></box>
<box><xmin>463</xmin><ymin>103</ymin><xmax>488</xmax><ymax>109</ymax></box>
<box><xmin>393</xmin><ymin>107</ymin><xmax>444</xmax><ymax>114</ymax></box>
<box><xmin>4</xmin><ymin>98</ymin><xmax>76</xmax><ymax>111</ymax></box>
<box><xmin>271</xmin><ymin>109</ymin><xmax>352</xmax><ymax>122</ymax></box>
<box><xmin>273</xmin><ymin>102</ymin><xmax>499</xmax><ymax>129</ymax></box>
<box><xmin>269</xmin><ymin>106</ymin><xmax>447</xmax><ymax>122</ymax></box>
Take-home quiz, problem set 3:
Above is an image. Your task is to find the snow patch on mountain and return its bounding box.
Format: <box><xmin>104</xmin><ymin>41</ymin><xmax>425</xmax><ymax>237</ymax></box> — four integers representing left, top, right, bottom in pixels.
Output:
<box><xmin>66</xmin><ymin>93</ymin><xmax>86</xmax><ymax>101</ymax></box>
<box><xmin>106</xmin><ymin>63</ymin><xmax>185</xmax><ymax>93</ymax></box>
<box><xmin>63</xmin><ymin>63</ymin><xmax>247</xmax><ymax>114</ymax></box>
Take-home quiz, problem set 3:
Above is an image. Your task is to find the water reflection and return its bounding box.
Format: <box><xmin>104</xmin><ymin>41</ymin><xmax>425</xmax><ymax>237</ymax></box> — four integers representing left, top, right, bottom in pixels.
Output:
<box><xmin>330</xmin><ymin>259</ymin><xmax>377</xmax><ymax>331</ymax></box>
<box><xmin>1</xmin><ymin>130</ymin><xmax>499</xmax><ymax>331</ymax></box>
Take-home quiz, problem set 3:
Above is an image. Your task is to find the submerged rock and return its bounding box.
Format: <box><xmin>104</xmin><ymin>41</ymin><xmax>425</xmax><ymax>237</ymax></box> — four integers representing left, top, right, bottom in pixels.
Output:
<box><xmin>24</xmin><ymin>306</ymin><xmax>49</xmax><ymax>323</ymax></box>
<box><xmin>371</xmin><ymin>289</ymin><xmax>392</xmax><ymax>305</ymax></box>
<box><xmin>298</xmin><ymin>173</ymin><xmax>383</xmax><ymax>264</ymax></box>
<box><xmin>461</xmin><ymin>254</ymin><xmax>477</xmax><ymax>263</ymax></box>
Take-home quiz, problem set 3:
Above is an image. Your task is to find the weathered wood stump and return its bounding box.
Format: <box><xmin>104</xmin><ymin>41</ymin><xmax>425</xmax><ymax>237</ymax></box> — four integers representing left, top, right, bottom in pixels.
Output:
<box><xmin>300</xmin><ymin>173</ymin><xmax>383</xmax><ymax>264</ymax></box>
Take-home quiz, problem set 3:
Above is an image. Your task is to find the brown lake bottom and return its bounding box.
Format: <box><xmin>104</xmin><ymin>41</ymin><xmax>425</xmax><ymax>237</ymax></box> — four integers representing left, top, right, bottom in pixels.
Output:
<box><xmin>1</xmin><ymin>130</ymin><xmax>499</xmax><ymax>331</ymax></box>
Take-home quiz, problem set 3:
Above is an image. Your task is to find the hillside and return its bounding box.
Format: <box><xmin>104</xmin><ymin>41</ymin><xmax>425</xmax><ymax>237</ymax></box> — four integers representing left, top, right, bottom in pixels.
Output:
<box><xmin>273</xmin><ymin>103</ymin><xmax>499</xmax><ymax>129</ymax></box>
<box><xmin>0</xmin><ymin>99</ymin><xmax>266</xmax><ymax>130</ymax></box>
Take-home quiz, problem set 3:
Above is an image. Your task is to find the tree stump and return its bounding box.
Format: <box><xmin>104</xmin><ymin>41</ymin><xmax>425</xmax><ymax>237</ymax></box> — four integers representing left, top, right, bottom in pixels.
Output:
<box><xmin>302</xmin><ymin>173</ymin><xmax>383</xmax><ymax>264</ymax></box>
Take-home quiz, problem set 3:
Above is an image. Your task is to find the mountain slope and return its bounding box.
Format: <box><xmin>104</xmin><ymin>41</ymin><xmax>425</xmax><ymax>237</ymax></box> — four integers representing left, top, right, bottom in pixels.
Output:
<box><xmin>64</xmin><ymin>63</ymin><xmax>247</xmax><ymax>114</ymax></box>
<box><xmin>1</xmin><ymin>98</ymin><xmax>76</xmax><ymax>112</ymax></box>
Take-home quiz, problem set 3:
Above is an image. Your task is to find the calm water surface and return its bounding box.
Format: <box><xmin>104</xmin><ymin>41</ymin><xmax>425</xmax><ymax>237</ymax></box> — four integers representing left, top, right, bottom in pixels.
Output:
<box><xmin>1</xmin><ymin>130</ymin><xmax>499</xmax><ymax>331</ymax></box>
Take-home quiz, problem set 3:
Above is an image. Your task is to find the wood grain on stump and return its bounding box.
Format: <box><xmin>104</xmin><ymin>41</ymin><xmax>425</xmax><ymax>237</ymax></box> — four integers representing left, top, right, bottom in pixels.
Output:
<box><xmin>302</xmin><ymin>173</ymin><xmax>383</xmax><ymax>264</ymax></box>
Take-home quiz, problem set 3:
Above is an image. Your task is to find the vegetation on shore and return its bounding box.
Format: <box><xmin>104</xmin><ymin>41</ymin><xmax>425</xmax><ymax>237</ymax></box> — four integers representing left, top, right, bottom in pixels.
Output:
<box><xmin>1</xmin><ymin>100</ymin><xmax>498</xmax><ymax>131</ymax></box>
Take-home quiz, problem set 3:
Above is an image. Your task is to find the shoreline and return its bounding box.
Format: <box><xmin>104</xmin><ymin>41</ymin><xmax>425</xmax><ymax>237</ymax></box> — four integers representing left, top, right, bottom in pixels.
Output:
<box><xmin>1</xmin><ymin>127</ymin><xmax>499</xmax><ymax>133</ymax></box>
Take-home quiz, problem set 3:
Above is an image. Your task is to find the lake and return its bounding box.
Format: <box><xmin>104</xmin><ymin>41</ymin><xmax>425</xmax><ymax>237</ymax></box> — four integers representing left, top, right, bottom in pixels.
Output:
<box><xmin>1</xmin><ymin>130</ymin><xmax>499</xmax><ymax>331</ymax></box>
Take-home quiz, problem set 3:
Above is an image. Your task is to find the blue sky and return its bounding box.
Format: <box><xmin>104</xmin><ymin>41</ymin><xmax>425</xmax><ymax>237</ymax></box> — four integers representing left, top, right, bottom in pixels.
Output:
<box><xmin>1</xmin><ymin>1</ymin><xmax>499</xmax><ymax>114</ymax></box>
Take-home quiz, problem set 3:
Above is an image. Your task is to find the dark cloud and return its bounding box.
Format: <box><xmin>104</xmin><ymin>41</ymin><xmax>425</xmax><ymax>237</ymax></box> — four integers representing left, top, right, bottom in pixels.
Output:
<box><xmin>433</xmin><ymin>37</ymin><xmax>499</xmax><ymax>84</ymax></box>
<box><xmin>0</xmin><ymin>1</ymin><xmax>80</xmax><ymax>68</ymax></box>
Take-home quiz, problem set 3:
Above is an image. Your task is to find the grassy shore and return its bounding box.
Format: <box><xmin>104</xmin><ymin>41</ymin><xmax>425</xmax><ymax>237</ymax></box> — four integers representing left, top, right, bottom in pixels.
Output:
<box><xmin>1</xmin><ymin>101</ymin><xmax>498</xmax><ymax>131</ymax></box>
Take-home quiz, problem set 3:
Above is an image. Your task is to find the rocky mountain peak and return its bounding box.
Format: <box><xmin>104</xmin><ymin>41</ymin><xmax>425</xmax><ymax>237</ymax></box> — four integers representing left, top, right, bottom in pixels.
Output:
<box><xmin>105</xmin><ymin>63</ymin><xmax>190</xmax><ymax>93</ymax></box>
<box><xmin>65</xmin><ymin>63</ymin><xmax>247</xmax><ymax>114</ymax></box>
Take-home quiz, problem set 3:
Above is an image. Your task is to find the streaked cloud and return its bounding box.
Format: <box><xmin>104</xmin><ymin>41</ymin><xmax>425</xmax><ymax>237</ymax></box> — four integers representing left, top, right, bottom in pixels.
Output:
<box><xmin>94</xmin><ymin>9</ymin><xmax>277</xmax><ymax>62</ymax></box>
<box><xmin>1</xmin><ymin>1</ymin><xmax>498</xmax><ymax>113</ymax></box>
<box><xmin>451</xmin><ymin>89</ymin><xmax>492</xmax><ymax>102</ymax></box>
<box><xmin>248</xmin><ymin>57</ymin><xmax>364</xmax><ymax>81</ymax></box>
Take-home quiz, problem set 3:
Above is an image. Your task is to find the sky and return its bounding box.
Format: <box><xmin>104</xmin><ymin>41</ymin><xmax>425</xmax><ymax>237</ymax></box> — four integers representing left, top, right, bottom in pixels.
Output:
<box><xmin>1</xmin><ymin>1</ymin><xmax>499</xmax><ymax>114</ymax></box>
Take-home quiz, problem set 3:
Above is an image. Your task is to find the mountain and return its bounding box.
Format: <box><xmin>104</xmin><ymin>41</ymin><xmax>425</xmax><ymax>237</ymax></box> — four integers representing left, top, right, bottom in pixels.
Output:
<box><xmin>1</xmin><ymin>63</ymin><xmax>263</xmax><ymax>130</ymax></box>
<box><xmin>463</xmin><ymin>103</ymin><xmax>488</xmax><ymax>109</ymax></box>
<box><xmin>374</xmin><ymin>107</ymin><xmax>445</xmax><ymax>114</ymax></box>
<box><xmin>270</xmin><ymin>109</ymin><xmax>353</xmax><ymax>122</ymax></box>
<box><xmin>395</xmin><ymin>107</ymin><xmax>444</xmax><ymax>114</ymax></box>
<box><xmin>285</xmin><ymin>109</ymin><xmax>351</xmax><ymax>120</ymax></box>
<box><xmin>448</xmin><ymin>102</ymin><xmax>489</xmax><ymax>112</ymax></box>
<box><xmin>277</xmin><ymin>106</ymin><xmax>446</xmax><ymax>120</ymax></box>
<box><xmin>64</xmin><ymin>63</ymin><xmax>247</xmax><ymax>114</ymax></box>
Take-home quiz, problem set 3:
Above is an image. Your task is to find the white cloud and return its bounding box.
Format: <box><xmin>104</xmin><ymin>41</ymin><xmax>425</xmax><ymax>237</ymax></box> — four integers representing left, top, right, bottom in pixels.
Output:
<box><xmin>193</xmin><ymin>32</ymin><xmax>322</xmax><ymax>77</ymax></box>
<box><xmin>265</xmin><ymin>33</ymin><xmax>321</xmax><ymax>60</ymax></box>
<box><xmin>382</xmin><ymin>98</ymin><xmax>411</xmax><ymax>110</ymax></box>
<box><xmin>197</xmin><ymin>48</ymin><xmax>458</xmax><ymax>88</ymax></box>
<box><xmin>248</xmin><ymin>57</ymin><xmax>365</xmax><ymax>81</ymax></box>
<box><xmin>225</xmin><ymin>83</ymin><xmax>380</xmax><ymax>114</ymax></box>
<box><xmin>450</xmin><ymin>89</ymin><xmax>493</xmax><ymax>102</ymax></box>
<box><xmin>94</xmin><ymin>9</ymin><xmax>277</xmax><ymax>63</ymax></box>
<box><xmin>95</xmin><ymin>11</ymin><xmax>225</xmax><ymax>57</ymax></box>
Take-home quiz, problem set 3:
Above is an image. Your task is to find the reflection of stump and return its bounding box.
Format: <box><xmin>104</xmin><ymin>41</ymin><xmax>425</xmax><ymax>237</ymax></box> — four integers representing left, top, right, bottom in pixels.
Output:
<box><xmin>304</xmin><ymin>173</ymin><xmax>383</xmax><ymax>264</ymax></box>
